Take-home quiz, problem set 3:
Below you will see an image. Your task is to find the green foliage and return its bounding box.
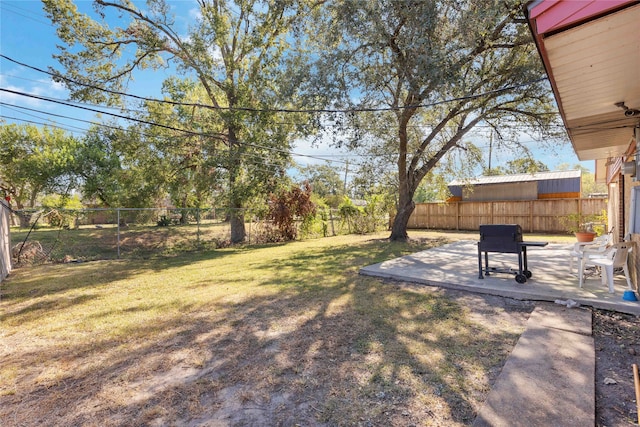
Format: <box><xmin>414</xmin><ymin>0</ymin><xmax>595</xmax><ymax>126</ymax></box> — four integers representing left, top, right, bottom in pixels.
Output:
<box><xmin>0</xmin><ymin>123</ymin><xmax>79</xmax><ymax>212</ymax></box>
<box><xmin>559</xmin><ymin>209</ymin><xmax>607</xmax><ymax>235</ymax></box>
<box><xmin>297</xmin><ymin>164</ymin><xmax>345</xmax><ymax>200</ymax></box>
<box><xmin>41</xmin><ymin>194</ymin><xmax>83</xmax><ymax>210</ymax></box>
<box><xmin>413</xmin><ymin>173</ymin><xmax>450</xmax><ymax>203</ymax></box>
<box><xmin>75</xmin><ymin>125</ymin><xmax>163</xmax><ymax>207</ymax></box>
<box><xmin>42</xmin><ymin>194</ymin><xmax>82</xmax><ymax>217</ymax></box>
<box><xmin>484</xmin><ymin>158</ymin><xmax>550</xmax><ymax>176</ymax></box>
<box><xmin>581</xmin><ymin>171</ymin><xmax>608</xmax><ymax>197</ymax></box>
<box><xmin>41</xmin><ymin>194</ymin><xmax>84</xmax><ymax>228</ymax></box>
<box><xmin>309</xmin><ymin>0</ymin><xmax>560</xmax><ymax>240</ymax></box>
<box><xmin>338</xmin><ymin>195</ymin><xmax>389</xmax><ymax>234</ymax></box>
<box><xmin>43</xmin><ymin>0</ymin><xmax>322</xmax><ymax>243</ymax></box>
<box><xmin>338</xmin><ymin>197</ymin><xmax>361</xmax><ymax>234</ymax></box>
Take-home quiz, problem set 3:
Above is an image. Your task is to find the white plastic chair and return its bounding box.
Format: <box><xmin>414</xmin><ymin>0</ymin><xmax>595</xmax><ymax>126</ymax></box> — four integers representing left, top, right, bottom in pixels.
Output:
<box><xmin>569</xmin><ymin>231</ymin><xmax>612</xmax><ymax>274</ymax></box>
<box><xmin>581</xmin><ymin>242</ymin><xmax>633</xmax><ymax>293</ymax></box>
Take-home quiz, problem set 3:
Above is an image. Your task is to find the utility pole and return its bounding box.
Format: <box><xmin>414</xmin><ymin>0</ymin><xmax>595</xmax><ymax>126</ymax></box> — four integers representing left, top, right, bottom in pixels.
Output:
<box><xmin>487</xmin><ymin>131</ymin><xmax>493</xmax><ymax>173</ymax></box>
<box><xmin>343</xmin><ymin>160</ymin><xmax>349</xmax><ymax>196</ymax></box>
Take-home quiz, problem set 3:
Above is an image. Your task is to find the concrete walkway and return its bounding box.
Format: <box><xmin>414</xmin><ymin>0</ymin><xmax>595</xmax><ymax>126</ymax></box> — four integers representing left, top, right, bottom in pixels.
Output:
<box><xmin>358</xmin><ymin>240</ymin><xmax>640</xmax><ymax>426</ymax></box>
<box><xmin>473</xmin><ymin>303</ymin><xmax>593</xmax><ymax>427</ymax></box>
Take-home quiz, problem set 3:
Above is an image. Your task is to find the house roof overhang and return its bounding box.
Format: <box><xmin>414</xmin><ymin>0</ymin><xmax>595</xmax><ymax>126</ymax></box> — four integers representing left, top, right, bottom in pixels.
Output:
<box><xmin>526</xmin><ymin>0</ymin><xmax>640</xmax><ymax>163</ymax></box>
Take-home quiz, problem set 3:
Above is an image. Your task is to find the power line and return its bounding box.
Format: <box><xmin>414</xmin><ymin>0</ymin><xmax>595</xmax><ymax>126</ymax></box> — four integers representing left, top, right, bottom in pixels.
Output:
<box><xmin>1</xmin><ymin>101</ymin><xmax>106</xmax><ymax>128</ymax></box>
<box><xmin>1</xmin><ymin>100</ymin><xmax>557</xmax><ymax>168</ymax></box>
<box><xmin>0</xmin><ymin>87</ymin><xmax>227</xmax><ymax>140</ymax></box>
<box><xmin>0</xmin><ymin>115</ymin><xmax>87</xmax><ymax>137</ymax></box>
<box><xmin>1</xmin><ymin>54</ymin><xmax>549</xmax><ymax>114</ymax></box>
<box><xmin>0</xmin><ymin>3</ymin><xmax>52</xmax><ymax>26</ymax></box>
<box><xmin>0</xmin><ymin>111</ymin><xmax>360</xmax><ymax>168</ymax></box>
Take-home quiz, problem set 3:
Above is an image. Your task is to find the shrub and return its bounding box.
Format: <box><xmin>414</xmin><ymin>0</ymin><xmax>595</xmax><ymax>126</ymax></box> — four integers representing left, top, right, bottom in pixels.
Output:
<box><xmin>267</xmin><ymin>182</ymin><xmax>316</xmax><ymax>241</ymax></box>
<box><xmin>157</xmin><ymin>215</ymin><xmax>172</xmax><ymax>227</ymax></box>
<box><xmin>338</xmin><ymin>195</ymin><xmax>390</xmax><ymax>234</ymax></box>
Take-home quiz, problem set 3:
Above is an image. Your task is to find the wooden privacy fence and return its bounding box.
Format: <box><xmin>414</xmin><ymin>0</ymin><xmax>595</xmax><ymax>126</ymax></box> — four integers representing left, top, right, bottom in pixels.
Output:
<box><xmin>407</xmin><ymin>198</ymin><xmax>607</xmax><ymax>233</ymax></box>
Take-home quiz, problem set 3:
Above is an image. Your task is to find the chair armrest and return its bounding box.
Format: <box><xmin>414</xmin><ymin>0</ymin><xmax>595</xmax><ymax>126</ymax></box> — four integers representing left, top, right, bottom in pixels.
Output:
<box><xmin>584</xmin><ymin>245</ymin><xmax>616</xmax><ymax>261</ymax></box>
<box><xmin>573</xmin><ymin>241</ymin><xmax>603</xmax><ymax>253</ymax></box>
<box><xmin>573</xmin><ymin>241</ymin><xmax>592</xmax><ymax>252</ymax></box>
<box><xmin>583</xmin><ymin>245</ymin><xmax>609</xmax><ymax>255</ymax></box>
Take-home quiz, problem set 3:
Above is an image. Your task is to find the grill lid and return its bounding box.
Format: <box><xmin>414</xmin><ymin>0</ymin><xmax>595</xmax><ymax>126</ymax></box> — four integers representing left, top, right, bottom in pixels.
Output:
<box><xmin>478</xmin><ymin>224</ymin><xmax>523</xmax><ymax>253</ymax></box>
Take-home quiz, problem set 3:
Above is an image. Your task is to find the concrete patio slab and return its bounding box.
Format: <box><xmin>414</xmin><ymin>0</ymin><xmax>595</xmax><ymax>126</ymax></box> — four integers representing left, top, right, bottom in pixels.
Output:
<box><xmin>359</xmin><ymin>240</ymin><xmax>640</xmax><ymax>315</ymax></box>
<box><xmin>360</xmin><ymin>242</ymin><xmax>608</xmax><ymax>426</ymax></box>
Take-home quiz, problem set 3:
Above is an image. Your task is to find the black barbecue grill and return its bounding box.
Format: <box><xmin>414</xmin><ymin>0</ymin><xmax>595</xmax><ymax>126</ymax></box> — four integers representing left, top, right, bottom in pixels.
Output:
<box><xmin>477</xmin><ymin>224</ymin><xmax>548</xmax><ymax>283</ymax></box>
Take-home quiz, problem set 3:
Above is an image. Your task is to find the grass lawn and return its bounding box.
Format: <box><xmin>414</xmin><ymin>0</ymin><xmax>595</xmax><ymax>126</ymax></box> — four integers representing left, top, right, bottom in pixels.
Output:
<box><xmin>10</xmin><ymin>221</ymin><xmax>238</xmax><ymax>262</ymax></box>
<box><xmin>1</xmin><ymin>231</ymin><xmax>550</xmax><ymax>426</ymax></box>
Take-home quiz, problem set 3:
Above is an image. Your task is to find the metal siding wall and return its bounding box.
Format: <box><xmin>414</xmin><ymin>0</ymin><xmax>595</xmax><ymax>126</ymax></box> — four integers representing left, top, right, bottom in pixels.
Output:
<box><xmin>538</xmin><ymin>177</ymin><xmax>581</xmax><ymax>195</ymax></box>
<box><xmin>463</xmin><ymin>182</ymin><xmax>538</xmax><ymax>201</ymax></box>
<box><xmin>448</xmin><ymin>185</ymin><xmax>462</xmax><ymax>198</ymax></box>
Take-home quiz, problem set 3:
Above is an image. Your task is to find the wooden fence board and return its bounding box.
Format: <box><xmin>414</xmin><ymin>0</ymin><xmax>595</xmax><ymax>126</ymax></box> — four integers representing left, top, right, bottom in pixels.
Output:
<box><xmin>407</xmin><ymin>198</ymin><xmax>607</xmax><ymax>233</ymax></box>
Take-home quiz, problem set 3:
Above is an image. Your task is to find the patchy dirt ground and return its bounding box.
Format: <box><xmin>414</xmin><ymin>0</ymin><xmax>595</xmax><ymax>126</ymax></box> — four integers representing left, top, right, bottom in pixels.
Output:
<box><xmin>2</xmin><ymin>282</ymin><xmax>533</xmax><ymax>427</ymax></box>
<box><xmin>594</xmin><ymin>309</ymin><xmax>640</xmax><ymax>426</ymax></box>
<box><xmin>2</xmin><ymin>282</ymin><xmax>639</xmax><ymax>426</ymax></box>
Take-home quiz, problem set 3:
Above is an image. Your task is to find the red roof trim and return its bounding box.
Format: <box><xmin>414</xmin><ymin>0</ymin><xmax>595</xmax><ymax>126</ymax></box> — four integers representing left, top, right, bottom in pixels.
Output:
<box><xmin>529</xmin><ymin>0</ymin><xmax>637</xmax><ymax>35</ymax></box>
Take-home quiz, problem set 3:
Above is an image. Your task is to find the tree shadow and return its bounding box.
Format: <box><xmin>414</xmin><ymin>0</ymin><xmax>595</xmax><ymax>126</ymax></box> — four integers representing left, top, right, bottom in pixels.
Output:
<box><xmin>0</xmin><ymin>237</ymin><xmax>533</xmax><ymax>426</ymax></box>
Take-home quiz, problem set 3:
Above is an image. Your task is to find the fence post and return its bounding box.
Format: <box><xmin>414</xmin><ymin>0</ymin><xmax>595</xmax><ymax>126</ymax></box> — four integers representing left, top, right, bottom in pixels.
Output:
<box><xmin>117</xmin><ymin>208</ymin><xmax>121</xmax><ymax>259</ymax></box>
<box><xmin>329</xmin><ymin>209</ymin><xmax>336</xmax><ymax>236</ymax></box>
<box><xmin>196</xmin><ymin>208</ymin><xmax>201</xmax><ymax>246</ymax></box>
<box><xmin>529</xmin><ymin>201</ymin><xmax>534</xmax><ymax>233</ymax></box>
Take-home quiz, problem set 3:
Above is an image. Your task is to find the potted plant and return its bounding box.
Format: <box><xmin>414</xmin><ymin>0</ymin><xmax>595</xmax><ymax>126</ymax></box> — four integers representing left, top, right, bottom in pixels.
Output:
<box><xmin>559</xmin><ymin>210</ymin><xmax>607</xmax><ymax>242</ymax></box>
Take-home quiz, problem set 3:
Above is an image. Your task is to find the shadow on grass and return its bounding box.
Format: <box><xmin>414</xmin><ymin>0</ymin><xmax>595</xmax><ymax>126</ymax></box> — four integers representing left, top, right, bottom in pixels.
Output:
<box><xmin>0</xmin><ymin>235</ymin><xmax>530</xmax><ymax>426</ymax></box>
<box><xmin>11</xmin><ymin>222</ymin><xmax>246</xmax><ymax>263</ymax></box>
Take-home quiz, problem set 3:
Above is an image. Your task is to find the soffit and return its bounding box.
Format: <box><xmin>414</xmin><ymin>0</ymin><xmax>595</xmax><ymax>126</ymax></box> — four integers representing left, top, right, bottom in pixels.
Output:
<box><xmin>541</xmin><ymin>4</ymin><xmax>640</xmax><ymax>160</ymax></box>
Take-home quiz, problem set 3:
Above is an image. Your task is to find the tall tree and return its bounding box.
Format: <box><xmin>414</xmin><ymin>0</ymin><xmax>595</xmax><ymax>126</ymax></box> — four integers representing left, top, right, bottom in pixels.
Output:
<box><xmin>484</xmin><ymin>158</ymin><xmax>549</xmax><ymax>175</ymax></box>
<box><xmin>75</xmin><ymin>124</ymin><xmax>163</xmax><ymax>207</ymax></box>
<box><xmin>312</xmin><ymin>0</ymin><xmax>560</xmax><ymax>240</ymax></box>
<box><xmin>504</xmin><ymin>158</ymin><xmax>550</xmax><ymax>174</ymax></box>
<box><xmin>0</xmin><ymin>123</ymin><xmax>78</xmax><ymax>225</ymax></box>
<box><xmin>138</xmin><ymin>77</ymin><xmax>226</xmax><ymax>212</ymax></box>
<box><xmin>43</xmin><ymin>0</ymin><xmax>316</xmax><ymax>242</ymax></box>
<box><xmin>557</xmin><ymin>163</ymin><xmax>607</xmax><ymax>197</ymax></box>
<box><xmin>296</xmin><ymin>164</ymin><xmax>344</xmax><ymax>197</ymax></box>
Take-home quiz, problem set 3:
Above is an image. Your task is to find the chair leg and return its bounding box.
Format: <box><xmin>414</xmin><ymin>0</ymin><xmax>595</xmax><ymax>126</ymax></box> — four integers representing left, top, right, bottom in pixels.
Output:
<box><xmin>623</xmin><ymin>264</ymin><xmax>634</xmax><ymax>289</ymax></box>
<box><xmin>604</xmin><ymin>265</ymin><xmax>615</xmax><ymax>293</ymax></box>
<box><xmin>570</xmin><ymin>255</ymin><xmax>574</xmax><ymax>274</ymax></box>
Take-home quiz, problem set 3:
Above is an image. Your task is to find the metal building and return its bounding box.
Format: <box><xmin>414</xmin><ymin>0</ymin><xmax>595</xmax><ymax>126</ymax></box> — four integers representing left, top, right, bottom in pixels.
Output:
<box><xmin>447</xmin><ymin>170</ymin><xmax>582</xmax><ymax>202</ymax></box>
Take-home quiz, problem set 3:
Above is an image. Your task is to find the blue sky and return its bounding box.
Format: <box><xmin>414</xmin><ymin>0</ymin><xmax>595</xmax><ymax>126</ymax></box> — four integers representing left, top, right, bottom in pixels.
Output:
<box><xmin>0</xmin><ymin>0</ymin><xmax>592</xmax><ymax>176</ymax></box>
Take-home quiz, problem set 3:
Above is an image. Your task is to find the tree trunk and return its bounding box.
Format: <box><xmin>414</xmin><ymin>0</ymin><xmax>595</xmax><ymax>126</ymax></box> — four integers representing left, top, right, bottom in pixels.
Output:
<box><xmin>228</xmin><ymin>128</ymin><xmax>246</xmax><ymax>243</ymax></box>
<box><xmin>229</xmin><ymin>202</ymin><xmax>245</xmax><ymax>243</ymax></box>
<box><xmin>180</xmin><ymin>195</ymin><xmax>188</xmax><ymax>225</ymax></box>
<box><xmin>13</xmin><ymin>199</ymin><xmax>31</xmax><ymax>228</ymax></box>
<box><xmin>18</xmin><ymin>212</ymin><xmax>32</xmax><ymax>229</ymax></box>
<box><xmin>391</xmin><ymin>114</ymin><xmax>415</xmax><ymax>242</ymax></box>
<box><xmin>390</xmin><ymin>197</ymin><xmax>414</xmax><ymax>241</ymax></box>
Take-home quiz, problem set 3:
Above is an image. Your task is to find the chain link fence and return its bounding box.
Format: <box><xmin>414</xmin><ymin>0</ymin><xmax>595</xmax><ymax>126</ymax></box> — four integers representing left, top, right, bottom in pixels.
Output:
<box><xmin>9</xmin><ymin>207</ymin><xmax>389</xmax><ymax>266</ymax></box>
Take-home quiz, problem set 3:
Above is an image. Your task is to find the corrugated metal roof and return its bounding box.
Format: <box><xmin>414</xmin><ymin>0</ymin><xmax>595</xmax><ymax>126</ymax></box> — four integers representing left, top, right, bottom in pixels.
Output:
<box><xmin>448</xmin><ymin>170</ymin><xmax>581</xmax><ymax>186</ymax></box>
